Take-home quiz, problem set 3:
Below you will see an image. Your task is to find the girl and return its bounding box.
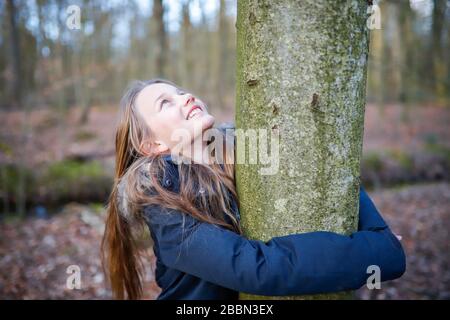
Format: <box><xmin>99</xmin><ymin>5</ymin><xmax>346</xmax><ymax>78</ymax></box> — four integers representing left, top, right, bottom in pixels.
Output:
<box><xmin>101</xmin><ymin>78</ymin><xmax>406</xmax><ymax>300</ymax></box>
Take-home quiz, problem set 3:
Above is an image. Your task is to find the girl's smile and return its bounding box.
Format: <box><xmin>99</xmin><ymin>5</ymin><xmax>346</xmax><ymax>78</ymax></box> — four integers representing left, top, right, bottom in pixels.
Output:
<box><xmin>186</xmin><ymin>105</ymin><xmax>203</xmax><ymax>120</ymax></box>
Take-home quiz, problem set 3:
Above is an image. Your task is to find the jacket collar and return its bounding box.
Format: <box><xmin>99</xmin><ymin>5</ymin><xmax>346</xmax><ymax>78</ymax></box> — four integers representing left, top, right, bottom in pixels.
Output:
<box><xmin>160</xmin><ymin>153</ymin><xmax>240</xmax><ymax>221</ymax></box>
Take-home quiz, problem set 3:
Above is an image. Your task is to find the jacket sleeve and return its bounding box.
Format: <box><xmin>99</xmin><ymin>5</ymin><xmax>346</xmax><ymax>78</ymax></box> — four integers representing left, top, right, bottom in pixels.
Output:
<box><xmin>358</xmin><ymin>186</ymin><xmax>388</xmax><ymax>231</ymax></box>
<box><xmin>144</xmin><ymin>188</ymin><xmax>406</xmax><ymax>296</ymax></box>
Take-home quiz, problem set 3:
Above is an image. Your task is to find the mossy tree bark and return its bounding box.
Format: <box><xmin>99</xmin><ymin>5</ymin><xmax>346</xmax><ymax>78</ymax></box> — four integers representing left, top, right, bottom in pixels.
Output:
<box><xmin>235</xmin><ymin>0</ymin><xmax>370</xmax><ymax>299</ymax></box>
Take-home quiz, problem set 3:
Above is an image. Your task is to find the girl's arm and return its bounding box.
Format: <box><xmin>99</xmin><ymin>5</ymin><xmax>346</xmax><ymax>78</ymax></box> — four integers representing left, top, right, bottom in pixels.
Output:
<box><xmin>358</xmin><ymin>186</ymin><xmax>387</xmax><ymax>231</ymax></box>
<box><xmin>144</xmin><ymin>188</ymin><xmax>406</xmax><ymax>296</ymax></box>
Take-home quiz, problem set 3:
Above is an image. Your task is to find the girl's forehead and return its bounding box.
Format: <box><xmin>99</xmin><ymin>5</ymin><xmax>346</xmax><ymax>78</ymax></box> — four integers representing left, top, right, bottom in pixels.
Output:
<box><xmin>137</xmin><ymin>83</ymin><xmax>177</xmax><ymax>110</ymax></box>
<box><xmin>144</xmin><ymin>83</ymin><xmax>177</xmax><ymax>100</ymax></box>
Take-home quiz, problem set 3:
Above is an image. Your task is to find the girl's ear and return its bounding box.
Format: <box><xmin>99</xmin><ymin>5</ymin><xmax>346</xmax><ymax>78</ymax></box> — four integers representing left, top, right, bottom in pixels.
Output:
<box><xmin>154</xmin><ymin>140</ymin><xmax>169</xmax><ymax>154</ymax></box>
<box><xmin>141</xmin><ymin>140</ymin><xmax>169</xmax><ymax>156</ymax></box>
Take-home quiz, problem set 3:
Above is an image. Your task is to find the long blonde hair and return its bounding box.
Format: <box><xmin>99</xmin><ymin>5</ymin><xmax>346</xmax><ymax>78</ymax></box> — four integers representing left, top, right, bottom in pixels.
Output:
<box><xmin>101</xmin><ymin>78</ymin><xmax>242</xmax><ymax>299</ymax></box>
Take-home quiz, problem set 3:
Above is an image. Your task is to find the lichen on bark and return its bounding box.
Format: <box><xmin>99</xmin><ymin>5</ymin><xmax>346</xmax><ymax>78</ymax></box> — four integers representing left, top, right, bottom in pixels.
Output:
<box><xmin>235</xmin><ymin>0</ymin><xmax>370</xmax><ymax>299</ymax></box>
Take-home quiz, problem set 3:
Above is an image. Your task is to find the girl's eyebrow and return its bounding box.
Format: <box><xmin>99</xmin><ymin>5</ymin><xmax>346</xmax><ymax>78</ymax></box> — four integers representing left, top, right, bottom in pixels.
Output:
<box><xmin>154</xmin><ymin>92</ymin><xmax>169</xmax><ymax>111</ymax></box>
<box><xmin>154</xmin><ymin>88</ymin><xmax>186</xmax><ymax>110</ymax></box>
<box><xmin>154</xmin><ymin>88</ymin><xmax>181</xmax><ymax>104</ymax></box>
<box><xmin>154</xmin><ymin>93</ymin><xmax>166</xmax><ymax>106</ymax></box>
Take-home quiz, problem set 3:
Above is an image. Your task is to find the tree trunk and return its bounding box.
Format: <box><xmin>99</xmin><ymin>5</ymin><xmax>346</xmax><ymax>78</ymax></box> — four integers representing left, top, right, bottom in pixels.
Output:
<box><xmin>398</xmin><ymin>1</ymin><xmax>415</xmax><ymax>106</ymax></box>
<box><xmin>198</xmin><ymin>0</ymin><xmax>212</xmax><ymax>100</ymax></box>
<box><xmin>6</xmin><ymin>0</ymin><xmax>26</xmax><ymax>217</ymax></box>
<box><xmin>6</xmin><ymin>0</ymin><xmax>22</xmax><ymax>108</ymax></box>
<box><xmin>152</xmin><ymin>0</ymin><xmax>168</xmax><ymax>78</ymax></box>
<box><xmin>180</xmin><ymin>0</ymin><xmax>193</xmax><ymax>88</ymax></box>
<box><xmin>431</xmin><ymin>0</ymin><xmax>447</xmax><ymax>105</ymax></box>
<box><xmin>235</xmin><ymin>0</ymin><xmax>370</xmax><ymax>299</ymax></box>
<box><xmin>215</xmin><ymin>0</ymin><xmax>228</xmax><ymax>110</ymax></box>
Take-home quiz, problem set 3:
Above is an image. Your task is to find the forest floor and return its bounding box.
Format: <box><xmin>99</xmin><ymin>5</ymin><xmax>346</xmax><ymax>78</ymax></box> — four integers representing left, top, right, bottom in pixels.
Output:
<box><xmin>0</xmin><ymin>182</ymin><xmax>449</xmax><ymax>299</ymax></box>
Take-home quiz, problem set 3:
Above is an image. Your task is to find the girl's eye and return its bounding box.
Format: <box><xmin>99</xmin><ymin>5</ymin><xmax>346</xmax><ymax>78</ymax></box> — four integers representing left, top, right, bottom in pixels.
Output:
<box><xmin>160</xmin><ymin>99</ymin><xmax>169</xmax><ymax>108</ymax></box>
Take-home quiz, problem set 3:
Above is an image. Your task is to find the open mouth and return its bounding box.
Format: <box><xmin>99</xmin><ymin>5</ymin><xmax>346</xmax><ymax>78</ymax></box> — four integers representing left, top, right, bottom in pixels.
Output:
<box><xmin>186</xmin><ymin>105</ymin><xmax>202</xmax><ymax>120</ymax></box>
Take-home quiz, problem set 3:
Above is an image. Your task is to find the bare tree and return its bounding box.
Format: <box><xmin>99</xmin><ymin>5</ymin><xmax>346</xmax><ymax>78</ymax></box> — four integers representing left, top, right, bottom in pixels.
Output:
<box><xmin>152</xmin><ymin>0</ymin><xmax>168</xmax><ymax>77</ymax></box>
<box><xmin>431</xmin><ymin>0</ymin><xmax>448</xmax><ymax>105</ymax></box>
<box><xmin>6</xmin><ymin>0</ymin><xmax>22</xmax><ymax>108</ymax></box>
<box><xmin>180</xmin><ymin>0</ymin><xmax>193</xmax><ymax>87</ymax></box>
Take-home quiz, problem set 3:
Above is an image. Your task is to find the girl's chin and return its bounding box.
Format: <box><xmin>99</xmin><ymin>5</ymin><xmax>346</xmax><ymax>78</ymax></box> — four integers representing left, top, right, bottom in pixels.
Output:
<box><xmin>188</xmin><ymin>113</ymin><xmax>215</xmax><ymax>128</ymax></box>
<box><xmin>201</xmin><ymin>114</ymin><xmax>215</xmax><ymax>129</ymax></box>
<box><xmin>185</xmin><ymin>114</ymin><xmax>215</xmax><ymax>134</ymax></box>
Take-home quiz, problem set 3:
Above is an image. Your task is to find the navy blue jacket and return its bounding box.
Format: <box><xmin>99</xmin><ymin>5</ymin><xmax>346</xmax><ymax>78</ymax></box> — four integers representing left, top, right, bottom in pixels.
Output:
<box><xmin>143</xmin><ymin>154</ymin><xmax>406</xmax><ymax>300</ymax></box>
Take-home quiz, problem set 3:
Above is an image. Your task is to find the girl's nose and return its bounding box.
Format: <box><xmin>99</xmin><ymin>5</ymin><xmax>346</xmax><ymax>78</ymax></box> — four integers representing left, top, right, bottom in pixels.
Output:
<box><xmin>184</xmin><ymin>94</ymin><xmax>195</xmax><ymax>106</ymax></box>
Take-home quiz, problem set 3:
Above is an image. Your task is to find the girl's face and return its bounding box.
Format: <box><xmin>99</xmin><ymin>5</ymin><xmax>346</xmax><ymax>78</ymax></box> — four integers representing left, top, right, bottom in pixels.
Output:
<box><xmin>136</xmin><ymin>83</ymin><xmax>215</xmax><ymax>154</ymax></box>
